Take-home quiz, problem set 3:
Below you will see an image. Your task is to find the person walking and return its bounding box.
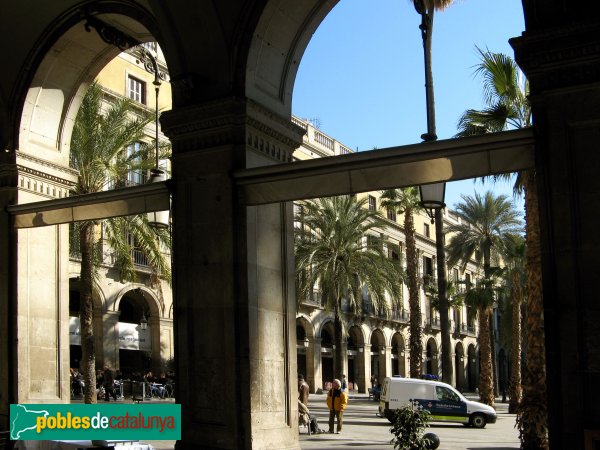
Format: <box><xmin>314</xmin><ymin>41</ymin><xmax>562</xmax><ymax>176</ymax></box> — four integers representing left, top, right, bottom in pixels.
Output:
<box><xmin>326</xmin><ymin>378</ymin><xmax>348</xmax><ymax>434</ymax></box>
<box><xmin>298</xmin><ymin>373</ymin><xmax>309</xmax><ymax>406</ymax></box>
<box><xmin>103</xmin><ymin>365</ymin><xmax>117</xmax><ymax>401</ymax></box>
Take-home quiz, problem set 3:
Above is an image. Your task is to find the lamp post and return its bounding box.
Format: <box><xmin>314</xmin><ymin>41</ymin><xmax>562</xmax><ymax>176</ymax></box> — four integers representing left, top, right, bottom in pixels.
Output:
<box><xmin>140</xmin><ymin>311</ymin><xmax>148</xmax><ymax>331</ymax></box>
<box><xmin>137</xmin><ymin>46</ymin><xmax>170</xmax><ymax>229</ymax></box>
<box><xmin>419</xmin><ymin>183</ymin><xmax>452</xmax><ymax>384</ymax></box>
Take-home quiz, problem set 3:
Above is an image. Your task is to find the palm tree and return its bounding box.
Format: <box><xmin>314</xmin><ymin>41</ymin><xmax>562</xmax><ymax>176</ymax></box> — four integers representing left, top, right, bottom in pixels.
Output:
<box><xmin>499</xmin><ymin>234</ymin><xmax>526</xmax><ymax>414</ymax></box>
<box><xmin>411</xmin><ymin>0</ymin><xmax>455</xmax><ymax>142</ymax></box>
<box><xmin>445</xmin><ymin>191</ymin><xmax>522</xmax><ymax>407</ymax></box>
<box><xmin>295</xmin><ymin>195</ymin><xmax>403</xmax><ymax>379</ymax></box>
<box><xmin>70</xmin><ymin>82</ymin><xmax>171</xmax><ymax>403</ymax></box>
<box><xmin>455</xmin><ymin>48</ymin><xmax>547</xmax><ymax>449</ymax></box>
<box><xmin>380</xmin><ymin>188</ymin><xmax>423</xmax><ymax>378</ymax></box>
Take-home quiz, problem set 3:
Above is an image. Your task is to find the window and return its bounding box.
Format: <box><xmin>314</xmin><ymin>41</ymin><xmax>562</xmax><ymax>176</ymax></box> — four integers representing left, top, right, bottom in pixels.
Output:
<box><xmin>436</xmin><ymin>386</ymin><xmax>460</xmax><ymax>402</ymax></box>
<box><xmin>424</xmin><ymin>223</ymin><xmax>430</xmax><ymax>238</ymax></box>
<box><xmin>368</xmin><ymin>195</ymin><xmax>376</xmax><ymax>211</ymax></box>
<box><xmin>125</xmin><ymin>143</ymin><xmax>146</xmax><ymax>186</ymax></box>
<box><xmin>423</xmin><ymin>256</ymin><xmax>433</xmax><ymax>277</ymax></box>
<box><xmin>465</xmin><ymin>272</ymin><xmax>471</xmax><ymax>290</ymax></box>
<box><xmin>387</xmin><ymin>209</ymin><xmax>397</xmax><ymax>221</ymax></box>
<box><xmin>128</xmin><ymin>75</ymin><xmax>146</xmax><ymax>104</ymax></box>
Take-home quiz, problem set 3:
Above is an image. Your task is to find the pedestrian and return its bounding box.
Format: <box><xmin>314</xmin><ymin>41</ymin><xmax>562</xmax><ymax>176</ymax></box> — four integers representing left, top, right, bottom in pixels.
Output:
<box><xmin>341</xmin><ymin>374</ymin><xmax>348</xmax><ymax>392</ymax></box>
<box><xmin>326</xmin><ymin>378</ymin><xmax>348</xmax><ymax>434</ymax></box>
<box><xmin>298</xmin><ymin>373</ymin><xmax>309</xmax><ymax>406</ymax></box>
<box><xmin>103</xmin><ymin>364</ymin><xmax>117</xmax><ymax>401</ymax></box>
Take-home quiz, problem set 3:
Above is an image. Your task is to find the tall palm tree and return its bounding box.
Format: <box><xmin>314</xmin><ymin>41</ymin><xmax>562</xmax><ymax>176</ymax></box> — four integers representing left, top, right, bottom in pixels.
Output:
<box><xmin>411</xmin><ymin>0</ymin><xmax>455</xmax><ymax>142</ymax></box>
<box><xmin>295</xmin><ymin>195</ymin><xmax>403</xmax><ymax>380</ymax></box>
<box><xmin>380</xmin><ymin>188</ymin><xmax>423</xmax><ymax>378</ymax></box>
<box><xmin>446</xmin><ymin>191</ymin><xmax>522</xmax><ymax>407</ymax></box>
<box><xmin>70</xmin><ymin>82</ymin><xmax>171</xmax><ymax>403</ymax></box>
<box><xmin>499</xmin><ymin>234</ymin><xmax>526</xmax><ymax>414</ymax></box>
<box><xmin>455</xmin><ymin>48</ymin><xmax>547</xmax><ymax>449</ymax></box>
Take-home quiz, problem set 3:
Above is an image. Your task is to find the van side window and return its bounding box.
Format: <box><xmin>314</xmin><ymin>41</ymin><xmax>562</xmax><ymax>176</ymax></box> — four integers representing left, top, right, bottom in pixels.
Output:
<box><xmin>436</xmin><ymin>386</ymin><xmax>459</xmax><ymax>402</ymax></box>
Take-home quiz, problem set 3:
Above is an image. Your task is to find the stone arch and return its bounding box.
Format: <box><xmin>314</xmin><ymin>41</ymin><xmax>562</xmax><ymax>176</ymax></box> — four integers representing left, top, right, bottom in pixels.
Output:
<box><xmin>12</xmin><ymin>6</ymin><xmax>163</xmax><ymax>159</ymax></box>
<box><xmin>245</xmin><ymin>0</ymin><xmax>340</xmax><ymax>116</ymax></box>
<box><xmin>467</xmin><ymin>343</ymin><xmax>478</xmax><ymax>392</ymax></box>
<box><xmin>454</xmin><ymin>342</ymin><xmax>466</xmax><ymax>391</ymax></box>
<box><xmin>391</xmin><ymin>332</ymin><xmax>407</xmax><ymax>377</ymax></box>
<box><xmin>346</xmin><ymin>324</ymin><xmax>366</xmax><ymax>392</ymax></box>
<box><xmin>425</xmin><ymin>337</ymin><xmax>439</xmax><ymax>377</ymax></box>
<box><xmin>369</xmin><ymin>328</ymin><xmax>386</xmax><ymax>381</ymax></box>
<box><xmin>111</xmin><ymin>285</ymin><xmax>163</xmax><ymax>375</ymax></box>
<box><xmin>295</xmin><ymin>315</ymin><xmax>315</xmax><ymax>391</ymax></box>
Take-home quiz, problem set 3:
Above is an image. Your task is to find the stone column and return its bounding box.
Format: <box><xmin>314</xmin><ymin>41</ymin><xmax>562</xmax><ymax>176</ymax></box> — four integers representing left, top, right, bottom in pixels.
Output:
<box><xmin>312</xmin><ymin>337</ymin><xmax>322</xmax><ymax>392</ymax></box>
<box><xmin>102</xmin><ymin>311</ymin><xmax>120</xmax><ymax>371</ymax></box>
<box><xmin>512</xmin><ymin>18</ymin><xmax>600</xmax><ymax>449</ymax></box>
<box><xmin>304</xmin><ymin>338</ymin><xmax>315</xmax><ymax>394</ymax></box>
<box><xmin>9</xmin><ymin>153</ymin><xmax>77</xmax><ymax>404</ymax></box>
<box><xmin>162</xmin><ymin>97</ymin><xmax>304</xmax><ymax>450</ymax></box>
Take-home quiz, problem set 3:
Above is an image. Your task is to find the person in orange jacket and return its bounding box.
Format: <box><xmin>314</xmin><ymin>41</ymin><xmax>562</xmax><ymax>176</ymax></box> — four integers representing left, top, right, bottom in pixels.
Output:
<box><xmin>326</xmin><ymin>378</ymin><xmax>348</xmax><ymax>434</ymax></box>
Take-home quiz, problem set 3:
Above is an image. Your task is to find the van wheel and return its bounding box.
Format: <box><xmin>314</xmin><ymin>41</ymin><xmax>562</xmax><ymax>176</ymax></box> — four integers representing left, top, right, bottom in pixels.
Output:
<box><xmin>469</xmin><ymin>413</ymin><xmax>487</xmax><ymax>429</ymax></box>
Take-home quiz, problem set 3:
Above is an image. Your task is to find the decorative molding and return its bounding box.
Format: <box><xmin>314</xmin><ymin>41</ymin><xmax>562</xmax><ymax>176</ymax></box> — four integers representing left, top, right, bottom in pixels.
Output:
<box><xmin>161</xmin><ymin>97</ymin><xmax>304</xmax><ymax>163</ymax></box>
<box><xmin>511</xmin><ymin>19</ymin><xmax>600</xmax><ymax>93</ymax></box>
<box><xmin>17</xmin><ymin>166</ymin><xmax>73</xmax><ymax>199</ymax></box>
<box><xmin>16</xmin><ymin>151</ymin><xmax>79</xmax><ymax>179</ymax></box>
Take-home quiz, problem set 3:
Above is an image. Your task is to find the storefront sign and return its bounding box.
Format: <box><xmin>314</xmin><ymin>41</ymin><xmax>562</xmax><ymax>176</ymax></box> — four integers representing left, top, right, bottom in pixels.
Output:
<box><xmin>69</xmin><ymin>317</ymin><xmax>151</xmax><ymax>351</ymax></box>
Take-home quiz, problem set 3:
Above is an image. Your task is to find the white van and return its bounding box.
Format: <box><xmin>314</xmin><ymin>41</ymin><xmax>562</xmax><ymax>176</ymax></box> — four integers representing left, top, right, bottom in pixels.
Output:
<box><xmin>378</xmin><ymin>377</ymin><xmax>497</xmax><ymax>428</ymax></box>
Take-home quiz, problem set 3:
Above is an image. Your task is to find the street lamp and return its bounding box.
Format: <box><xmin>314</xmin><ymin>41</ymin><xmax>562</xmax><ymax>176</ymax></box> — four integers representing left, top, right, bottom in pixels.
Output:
<box><xmin>137</xmin><ymin>45</ymin><xmax>170</xmax><ymax>229</ymax></box>
<box><xmin>419</xmin><ymin>182</ymin><xmax>446</xmax><ymax>221</ymax></box>
<box><xmin>140</xmin><ymin>311</ymin><xmax>148</xmax><ymax>330</ymax></box>
<box><xmin>303</xmin><ymin>337</ymin><xmax>309</xmax><ymax>348</ymax></box>
<box><xmin>419</xmin><ymin>182</ymin><xmax>452</xmax><ymax>384</ymax></box>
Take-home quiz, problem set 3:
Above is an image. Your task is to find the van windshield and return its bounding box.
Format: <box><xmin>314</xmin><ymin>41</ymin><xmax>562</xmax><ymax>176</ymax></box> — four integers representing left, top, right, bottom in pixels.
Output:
<box><xmin>435</xmin><ymin>386</ymin><xmax>460</xmax><ymax>402</ymax></box>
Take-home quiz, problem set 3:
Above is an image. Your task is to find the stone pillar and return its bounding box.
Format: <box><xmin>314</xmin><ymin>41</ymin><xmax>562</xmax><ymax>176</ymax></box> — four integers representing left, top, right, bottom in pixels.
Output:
<box><xmin>10</xmin><ymin>153</ymin><xmax>77</xmax><ymax>404</ymax></box>
<box><xmin>102</xmin><ymin>311</ymin><xmax>120</xmax><ymax>371</ymax></box>
<box><xmin>162</xmin><ymin>97</ymin><xmax>304</xmax><ymax>450</ymax></box>
<box><xmin>356</xmin><ymin>345</ymin><xmax>367</xmax><ymax>394</ymax></box>
<box><xmin>512</xmin><ymin>18</ymin><xmax>600</xmax><ymax>449</ymax></box>
<box><xmin>304</xmin><ymin>338</ymin><xmax>315</xmax><ymax>393</ymax></box>
<box><xmin>312</xmin><ymin>337</ymin><xmax>322</xmax><ymax>392</ymax></box>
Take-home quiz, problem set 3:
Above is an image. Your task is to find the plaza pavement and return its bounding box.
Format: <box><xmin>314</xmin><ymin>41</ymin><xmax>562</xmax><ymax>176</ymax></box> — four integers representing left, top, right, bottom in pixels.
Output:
<box><xmin>299</xmin><ymin>392</ymin><xmax>520</xmax><ymax>450</ymax></box>
<box><xmin>73</xmin><ymin>392</ymin><xmax>520</xmax><ymax>449</ymax></box>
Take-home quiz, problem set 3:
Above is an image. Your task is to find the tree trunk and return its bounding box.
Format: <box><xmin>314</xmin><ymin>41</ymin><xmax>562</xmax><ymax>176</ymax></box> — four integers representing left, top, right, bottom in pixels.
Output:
<box><xmin>405</xmin><ymin>209</ymin><xmax>422</xmax><ymax>378</ymax></box>
<box><xmin>478</xmin><ymin>308</ymin><xmax>495</xmax><ymax>407</ymax></box>
<box><xmin>421</xmin><ymin>6</ymin><xmax>437</xmax><ymax>142</ymax></box>
<box><xmin>518</xmin><ymin>170</ymin><xmax>548</xmax><ymax>449</ymax></box>
<box><xmin>435</xmin><ymin>209</ymin><xmax>452</xmax><ymax>383</ymax></box>
<box><xmin>333</xmin><ymin>300</ymin><xmax>344</xmax><ymax>381</ymax></box>
<box><xmin>508</xmin><ymin>270</ymin><xmax>522</xmax><ymax>414</ymax></box>
<box><xmin>79</xmin><ymin>222</ymin><xmax>97</xmax><ymax>404</ymax></box>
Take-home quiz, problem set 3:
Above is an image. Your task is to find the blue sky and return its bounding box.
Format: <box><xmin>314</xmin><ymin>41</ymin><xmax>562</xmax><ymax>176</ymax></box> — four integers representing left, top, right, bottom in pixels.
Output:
<box><xmin>292</xmin><ymin>0</ymin><xmax>525</xmax><ymax>211</ymax></box>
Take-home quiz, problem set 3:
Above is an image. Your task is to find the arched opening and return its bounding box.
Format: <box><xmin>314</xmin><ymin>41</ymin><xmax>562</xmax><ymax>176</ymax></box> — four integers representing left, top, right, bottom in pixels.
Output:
<box><xmin>467</xmin><ymin>344</ymin><xmax>478</xmax><ymax>391</ymax></box>
<box><xmin>370</xmin><ymin>328</ymin><xmax>386</xmax><ymax>382</ymax></box>
<box><xmin>320</xmin><ymin>322</ymin><xmax>335</xmax><ymax>390</ymax></box>
<box><xmin>425</xmin><ymin>337</ymin><xmax>439</xmax><ymax>377</ymax></box>
<box><xmin>455</xmin><ymin>342</ymin><xmax>465</xmax><ymax>391</ymax></box>
<box><xmin>391</xmin><ymin>332</ymin><xmax>406</xmax><ymax>377</ymax></box>
<box><xmin>346</xmin><ymin>325</ymin><xmax>365</xmax><ymax>392</ymax></box>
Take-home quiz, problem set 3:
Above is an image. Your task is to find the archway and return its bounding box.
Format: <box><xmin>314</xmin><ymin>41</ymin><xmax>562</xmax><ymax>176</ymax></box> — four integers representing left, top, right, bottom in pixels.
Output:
<box><xmin>425</xmin><ymin>337</ymin><xmax>439</xmax><ymax>377</ymax></box>
<box><xmin>296</xmin><ymin>316</ymin><xmax>315</xmax><ymax>392</ymax></box>
<box><xmin>370</xmin><ymin>328</ymin><xmax>386</xmax><ymax>383</ymax></box>
<box><xmin>320</xmin><ymin>321</ymin><xmax>335</xmax><ymax>390</ymax></box>
<box><xmin>454</xmin><ymin>342</ymin><xmax>465</xmax><ymax>391</ymax></box>
<box><xmin>346</xmin><ymin>324</ymin><xmax>366</xmax><ymax>392</ymax></box>
<box><xmin>391</xmin><ymin>332</ymin><xmax>406</xmax><ymax>377</ymax></box>
<box><xmin>467</xmin><ymin>344</ymin><xmax>478</xmax><ymax>392</ymax></box>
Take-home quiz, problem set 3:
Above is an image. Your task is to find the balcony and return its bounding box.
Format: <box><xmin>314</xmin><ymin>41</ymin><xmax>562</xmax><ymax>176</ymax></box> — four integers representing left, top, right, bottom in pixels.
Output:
<box><xmin>301</xmin><ymin>290</ymin><xmax>322</xmax><ymax>307</ymax></box>
<box><xmin>391</xmin><ymin>309</ymin><xmax>409</xmax><ymax>324</ymax></box>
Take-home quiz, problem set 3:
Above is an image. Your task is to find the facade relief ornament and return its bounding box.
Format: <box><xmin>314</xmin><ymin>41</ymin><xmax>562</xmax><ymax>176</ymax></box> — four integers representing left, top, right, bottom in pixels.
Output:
<box><xmin>511</xmin><ymin>20</ymin><xmax>600</xmax><ymax>93</ymax></box>
<box><xmin>160</xmin><ymin>97</ymin><xmax>304</xmax><ymax>164</ymax></box>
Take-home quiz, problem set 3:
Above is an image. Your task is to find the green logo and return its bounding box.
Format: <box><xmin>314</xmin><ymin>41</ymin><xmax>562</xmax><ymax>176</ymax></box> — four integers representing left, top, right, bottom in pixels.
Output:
<box><xmin>10</xmin><ymin>404</ymin><xmax>181</xmax><ymax>440</ymax></box>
